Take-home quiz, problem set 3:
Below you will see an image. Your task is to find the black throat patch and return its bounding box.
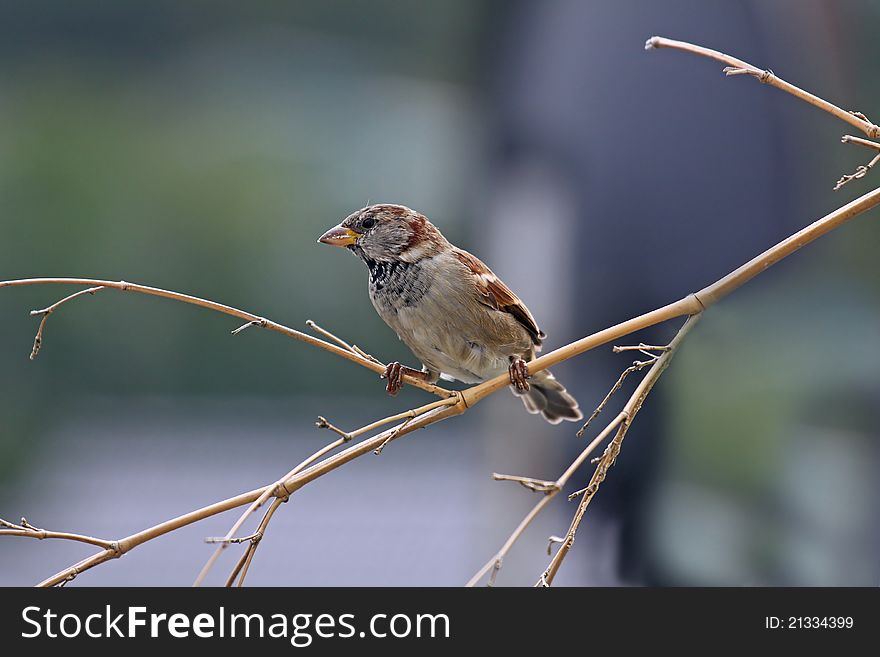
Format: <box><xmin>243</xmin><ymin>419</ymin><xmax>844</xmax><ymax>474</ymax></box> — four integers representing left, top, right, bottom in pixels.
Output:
<box><xmin>359</xmin><ymin>255</ymin><xmax>428</xmax><ymax>308</ymax></box>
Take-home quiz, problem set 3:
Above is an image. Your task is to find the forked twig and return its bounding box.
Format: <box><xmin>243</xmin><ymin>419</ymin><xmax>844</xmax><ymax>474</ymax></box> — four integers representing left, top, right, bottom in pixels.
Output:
<box><xmin>29</xmin><ymin>286</ymin><xmax>104</xmax><ymax>359</ymax></box>
<box><xmin>577</xmin><ymin>355</ymin><xmax>657</xmax><ymax>437</ymax></box>
<box><xmin>835</xmin><ymin>152</ymin><xmax>880</xmax><ymax>191</ymax></box>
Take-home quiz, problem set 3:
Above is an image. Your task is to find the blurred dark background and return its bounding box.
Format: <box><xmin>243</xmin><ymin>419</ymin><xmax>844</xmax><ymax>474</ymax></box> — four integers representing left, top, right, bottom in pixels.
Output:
<box><xmin>1</xmin><ymin>0</ymin><xmax>879</xmax><ymax>586</ymax></box>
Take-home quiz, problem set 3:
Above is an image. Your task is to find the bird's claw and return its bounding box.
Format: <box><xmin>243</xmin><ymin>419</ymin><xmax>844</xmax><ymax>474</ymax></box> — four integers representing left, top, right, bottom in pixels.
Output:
<box><xmin>382</xmin><ymin>362</ymin><xmax>403</xmax><ymax>396</ymax></box>
<box><xmin>509</xmin><ymin>357</ymin><xmax>530</xmax><ymax>393</ymax></box>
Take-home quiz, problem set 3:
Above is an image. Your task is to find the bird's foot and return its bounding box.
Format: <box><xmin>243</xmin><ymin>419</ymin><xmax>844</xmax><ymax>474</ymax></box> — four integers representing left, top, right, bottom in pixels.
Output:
<box><xmin>381</xmin><ymin>362</ymin><xmax>428</xmax><ymax>396</ymax></box>
<box><xmin>509</xmin><ymin>357</ymin><xmax>530</xmax><ymax>393</ymax></box>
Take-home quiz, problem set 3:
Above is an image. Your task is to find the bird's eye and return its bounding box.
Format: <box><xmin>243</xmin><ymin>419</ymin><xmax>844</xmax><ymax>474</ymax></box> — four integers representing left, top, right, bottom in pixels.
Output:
<box><xmin>361</xmin><ymin>217</ymin><xmax>376</xmax><ymax>230</ymax></box>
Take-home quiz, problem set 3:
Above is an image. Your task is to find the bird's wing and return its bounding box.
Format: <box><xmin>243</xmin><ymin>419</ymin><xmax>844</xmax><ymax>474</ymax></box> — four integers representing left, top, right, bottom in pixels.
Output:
<box><xmin>452</xmin><ymin>248</ymin><xmax>545</xmax><ymax>346</ymax></box>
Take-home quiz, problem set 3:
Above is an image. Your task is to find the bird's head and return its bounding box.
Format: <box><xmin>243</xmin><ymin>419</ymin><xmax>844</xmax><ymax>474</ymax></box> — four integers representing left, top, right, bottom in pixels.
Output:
<box><xmin>318</xmin><ymin>204</ymin><xmax>448</xmax><ymax>263</ymax></box>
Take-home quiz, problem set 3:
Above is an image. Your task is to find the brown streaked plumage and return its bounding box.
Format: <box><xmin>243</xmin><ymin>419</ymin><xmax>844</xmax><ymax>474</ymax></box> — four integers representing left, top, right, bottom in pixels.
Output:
<box><xmin>318</xmin><ymin>204</ymin><xmax>582</xmax><ymax>424</ymax></box>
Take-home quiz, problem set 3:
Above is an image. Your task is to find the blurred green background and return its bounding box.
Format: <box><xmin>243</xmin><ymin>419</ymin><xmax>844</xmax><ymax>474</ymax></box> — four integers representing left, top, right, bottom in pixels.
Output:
<box><xmin>1</xmin><ymin>1</ymin><xmax>879</xmax><ymax>586</ymax></box>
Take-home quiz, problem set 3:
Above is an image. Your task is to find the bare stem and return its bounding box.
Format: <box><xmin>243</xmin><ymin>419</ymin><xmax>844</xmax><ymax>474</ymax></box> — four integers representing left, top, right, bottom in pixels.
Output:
<box><xmin>0</xmin><ymin>517</ymin><xmax>116</xmax><ymax>551</ymax></box>
<box><xmin>645</xmin><ymin>36</ymin><xmax>880</xmax><ymax>139</ymax></box>
<box><xmin>842</xmin><ymin>135</ymin><xmax>880</xmax><ymax>152</ymax></box>
<box><xmin>492</xmin><ymin>473</ymin><xmax>560</xmax><ymax>494</ymax></box>
<box><xmin>835</xmin><ymin>152</ymin><xmax>880</xmax><ymax>191</ymax></box>
<box><xmin>233</xmin><ymin>497</ymin><xmax>285</xmax><ymax>588</ymax></box>
<box><xmin>3</xmin><ymin>278</ymin><xmax>453</xmax><ymax>398</ymax></box>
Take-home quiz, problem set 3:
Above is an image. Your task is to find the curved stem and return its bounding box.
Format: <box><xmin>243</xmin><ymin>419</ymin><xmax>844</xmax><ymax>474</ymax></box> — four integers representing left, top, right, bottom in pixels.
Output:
<box><xmin>0</xmin><ymin>278</ymin><xmax>453</xmax><ymax>398</ymax></box>
<box><xmin>646</xmin><ymin>36</ymin><xmax>880</xmax><ymax>139</ymax></box>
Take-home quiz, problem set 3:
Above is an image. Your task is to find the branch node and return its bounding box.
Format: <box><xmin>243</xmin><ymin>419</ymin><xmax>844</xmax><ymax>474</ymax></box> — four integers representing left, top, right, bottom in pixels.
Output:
<box><xmin>849</xmin><ymin>110</ymin><xmax>872</xmax><ymax>124</ymax></box>
<box><xmin>314</xmin><ymin>416</ymin><xmax>353</xmax><ymax>442</ymax></box>
<box><xmin>205</xmin><ymin>531</ymin><xmax>263</xmax><ymax>545</ymax></box>
<box><xmin>486</xmin><ymin>559</ymin><xmax>502</xmax><ymax>587</ymax></box>
<box><xmin>723</xmin><ymin>66</ymin><xmax>774</xmax><ymax>84</ymax></box>
<box><xmin>272</xmin><ymin>482</ymin><xmax>292</xmax><ymax>504</ymax></box>
<box><xmin>834</xmin><ymin>152</ymin><xmax>880</xmax><ymax>191</ymax></box>
<box><xmin>231</xmin><ymin>319</ymin><xmax>268</xmax><ymax>335</ymax></box>
<box><xmin>547</xmin><ymin>535</ymin><xmax>564</xmax><ymax>555</ymax></box>
<box><xmin>57</xmin><ymin>565</ymin><xmax>81</xmax><ymax>587</ymax></box>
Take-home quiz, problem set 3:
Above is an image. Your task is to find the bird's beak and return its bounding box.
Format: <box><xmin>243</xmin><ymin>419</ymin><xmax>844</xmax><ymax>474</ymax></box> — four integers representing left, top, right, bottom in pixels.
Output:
<box><xmin>317</xmin><ymin>224</ymin><xmax>360</xmax><ymax>247</ymax></box>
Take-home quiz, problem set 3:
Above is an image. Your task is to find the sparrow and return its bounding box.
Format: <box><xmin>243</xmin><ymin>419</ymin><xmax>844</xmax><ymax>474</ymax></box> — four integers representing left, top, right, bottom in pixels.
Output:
<box><xmin>318</xmin><ymin>204</ymin><xmax>582</xmax><ymax>424</ymax></box>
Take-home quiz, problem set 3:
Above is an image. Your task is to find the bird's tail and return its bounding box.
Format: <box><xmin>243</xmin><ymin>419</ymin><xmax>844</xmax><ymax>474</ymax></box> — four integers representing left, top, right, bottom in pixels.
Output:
<box><xmin>511</xmin><ymin>369</ymin><xmax>582</xmax><ymax>424</ymax></box>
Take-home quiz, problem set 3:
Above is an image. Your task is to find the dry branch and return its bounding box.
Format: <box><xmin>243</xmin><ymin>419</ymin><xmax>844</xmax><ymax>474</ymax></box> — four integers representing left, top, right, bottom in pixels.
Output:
<box><xmin>5</xmin><ymin>174</ymin><xmax>879</xmax><ymax>587</ymax></box>
<box><xmin>645</xmin><ymin>36</ymin><xmax>880</xmax><ymax>139</ymax></box>
<box><xmin>466</xmin><ymin>316</ymin><xmax>696</xmax><ymax>587</ymax></box>
<box><xmin>470</xmin><ymin>36</ymin><xmax>880</xmax><ymax>586</ymax></box>
<box><xmin>3</xmin><ymin>37</ymin><xmax>880</xmax><ymax>587</ymax></box>
<box><xmin>535</xmin><ymin>315</ymin><xmax>700</xmax><ymax>586</ymax></box>
<box><xmin>3</xmin><ymin>278</ymin><xmax>453</xmax><ymax>398</ymax></box>
<box><xmin>0</xmin><ymin>517</ymin><xmax>117</xmax><ymax>551</ymax></box>
<box><xmin>647</xmin><ymin>35</ymin><xmax>880</xmax><ymax>190</ymax></box>
<box><xmin>28</xmin><ymin>286</ymin><xmax>104</xmax><ymax>360</ymax></box>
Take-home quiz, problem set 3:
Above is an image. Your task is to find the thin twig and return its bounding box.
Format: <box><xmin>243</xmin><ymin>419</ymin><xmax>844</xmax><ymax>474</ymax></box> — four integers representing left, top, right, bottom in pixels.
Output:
<box><xmin>314</xmin><ymin>416</ymin><xmax>353</xmax><ymax>441</ymax></box>
<box><xmin>231</xmin><ymin>319</ymin><xmax>267</xmax><ymax>335</ymax></box>
<box><xmin>233</xmin><ymin>497</ymin><xmax>285</xmax><ymax>587</ymax></box>
<box><xmin>316</xmin><ymin>397</ymin><xmax>458</xmax><ymax>444</ymax></box>
<box><xmin>647</xmin><ymin>35</ymin><xmax>880</xmax><ymax>189</ymax></box>
<box><xmin>0</xmin><ymin>517</ymin><xmax>117</xmax><ymax>551</ymax></box>
<box><xmin>577</xmin><ymin>357</ymin><xmax>657</xmax><ymax>437</ymax></box>
<box><xmin>306</xmin><ymin>319</ymin><xmax>384</xmax><ymax>365</ymax></box>
<box><xmin>841</xmin><ymin>135</ymin><xmax>880</xmax><ymax>152</ymax></box>
<box><xmin>492</xmin><ymin>473</ymin><xmax>560</xmax><ymax>494</ymax></box>
<box><xmin>611</xmin><ymin>343</ymin><xmax>670</xmax><ymax>354</ymax></box>
<box><xmin>305</xmin><ymin>320</ymin><xmax>357</xmax><ymax>355</ymax></box>
<box><xmin>546</xmin><ymin>536</ymin><xmax>564</xmax><ymax>555</ymax></box>
<box><xmin>5</xmin><ymin>277</ymin><xmax>454</xmax><ymax>398</ymax></box>
<box><xmin>834</xmin><ymin>152</ymin><xmax>880</xmax><ymax>191</ymax></box>
<box><xmin>204</xmin><ymin>534</ymin><xmax>261</xmax><ymax>545</ymax></box>
<box><xmin>645</xmin><ymin>36</ymin><xmax>880</xmax><ymax>139</ymax></box>
<box><xmin>28</xmin><ymin>286</ymin><xmax>104</xmax><ymax>360</ymax></box>
<box><xmin>374</xmin><ymin>416</ymin><xmax>414</xmax><ymax>455</ymax></box>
